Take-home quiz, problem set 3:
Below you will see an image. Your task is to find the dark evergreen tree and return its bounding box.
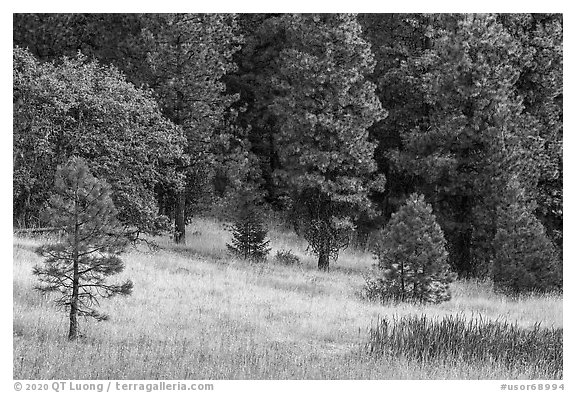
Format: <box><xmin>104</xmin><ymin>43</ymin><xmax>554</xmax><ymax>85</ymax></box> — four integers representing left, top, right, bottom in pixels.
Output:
<box><xmin>224</xmin><ymin>14</ymin><xmax>288</xmax><ymax>207</ymax></box>
<box><xmin>13</xmin><ymin>14</ymin><xmax>149</xmax><ymax>86</ymax></box>
<box><xmin>358</xmin><ymin>13</ymin><xmax>436</xmax><ymax>219</ymax></box>
<box><xmin>33</xmin><ymin>158</ymin><xmax>133</xmax><ymax>340</ymax></box>
<box><xmin>140</xmin><ymin>13</ymin><xmax>241</xmax><ymax>244</ymax></box>
<box><xmin>370</xmin><ymin>194</ymin><xmax>454</xmax><ymax>303</ymax></box>
<box><xmin>384</xmin><ymin>15</ymin><xmax>543</xmax><ymax>277</ymax></box>
<box><xmin>497</xmin><ymin>14</ymin><xmax>563</xmax><ymax>255</ymax></box>
<box><xmin>359</xmin><ymin>13</ymin><xmax>562</xmax><ymax>279</ymax></box>
<box><xmin>492</xmin><ymin>179</ymin><xmax>561</xmax><ymax>294</ymax></box>
<box><xmin>271</xmin><ymin>14</ymin><xmax>385</xmax><ymax>271</ymax></box>
<box><xmin>226</xmin><ymin>193</ymin><xmax>271</xmax><ymax>261</ymax></box>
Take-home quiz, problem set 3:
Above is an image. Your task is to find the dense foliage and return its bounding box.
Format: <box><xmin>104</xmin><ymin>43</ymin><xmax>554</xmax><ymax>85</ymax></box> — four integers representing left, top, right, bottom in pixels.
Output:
<box><xmin>140</xmin><ymin>14</ymin><xmax>241</xmax><ymax>243</ymax></box>
<box><xmin>492</xmin><ymin>179</ymin><xmax>561</xmax><ymax>294</ymax></box>
<box><xmin>14</xmin><ymin>13</ymin><xmax>562</xmax><ymax>285</ymax></box>
<box><xmin>33</xmin><ymin>158</ymin><xmax>133</xmax><ymax>339</ymax></box>
<box><xmin>259</xmin><ymin>14</ymin><xmax>385</xmax><ymax>270</ymax></box>
<box><xmin>13</xmin><ymin>47</ymin><xmax>185</xmax><ymax>235</ymax></box>
<box><xmin>357</xmin><ymin>14</ymin><xmax>562</xmax><ymax>282</ymax></box>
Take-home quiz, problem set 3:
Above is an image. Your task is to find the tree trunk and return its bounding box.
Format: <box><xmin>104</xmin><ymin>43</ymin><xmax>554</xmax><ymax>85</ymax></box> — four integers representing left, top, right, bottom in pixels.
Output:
<box><xmin>69</xmin><ymin>194</ymin><xmax>80</xmax><ymax>340</ymax></box>
<box><xmin>455</xmin><ymin>196</ymin><xmax>473</xmax><ymax>277</ymax></box>
<box><xmin>318</xmin><ymin>249</ymin><xmax>329</xmax><ymax>271</ymax></box>
<box><xmin>456</xmin><ymin>228</ymin><xmax>473</xmax><ymax>278</ymax></box>
<box><xmin>158</xmin><ymin>189</ymin><xmax>166</xmax><ymax>217</ymax></box>
<box><xmin>400</xmin><ymin>260</ymin><xmax>405</xmax><ymax>301</ymax></box>
<box><xmin>17</xmin><ymin>191</ymin><xmax>31</xmax><ymax>228</ymax></box>
<box><xmin>174</xmin><ymin>191</ymin><xmax>186</xmax><ymax>244</ymax></box>
<box><xmin>69</xmin><ymin>278</ymin><xmax>79</xmax><ymax>340</ymax></box>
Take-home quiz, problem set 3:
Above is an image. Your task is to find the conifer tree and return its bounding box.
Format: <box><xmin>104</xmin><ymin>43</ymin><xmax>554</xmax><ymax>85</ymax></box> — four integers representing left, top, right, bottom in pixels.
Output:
<box><xmin>33</xmin><ymin>158</ymin><xmax>133</xmax><ymax>340</ymax></box>
<box><xmin>141</xmin><ymin>14</ymin><xmax>241</xmax><ymax>244</ymax></box>
<box><xmin>492</xmin><ymin>179</ymin><xmax>561</xmax><ymax>294</ymax></box>
<box><xmin>271</xmin><ymin>13</ymin><xmax>385</xmax><ymax>271</ymax></box>
<box><xmin>497</xmin><ymin>13</ymin><xmax>563</xmax><ymax>255</ymax></box>
<box><xmin>370</xmin><ymin>194</ymin><xmax>454</xmax><ymax>303</ymax></box>
<box><xmin>226</xmin><ymin>193</ymin><xmax>271</xmax><ymax>261</ymax></box>
<box><xmin>384</xmin><ymin>15</ymin><xmax>544</xmax><ymax>278</ymax></box>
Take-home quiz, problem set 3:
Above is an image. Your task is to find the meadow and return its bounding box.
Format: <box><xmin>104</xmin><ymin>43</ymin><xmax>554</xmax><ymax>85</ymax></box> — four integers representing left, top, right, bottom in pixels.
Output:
<box><xmin>13</xmin><ymin>218</ymin><xmax>563</xmax><ymax>379</ymax></box>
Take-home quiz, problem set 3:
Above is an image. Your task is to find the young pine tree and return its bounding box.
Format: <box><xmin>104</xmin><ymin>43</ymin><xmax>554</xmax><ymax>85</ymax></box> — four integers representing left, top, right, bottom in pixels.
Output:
<box><xmin>33</xmin><ymin>158</ymin><xmax>133</xmax><ymax>340</ymax></box>
<box><xmin>226</xmin><ymin>193</ymin><xmax>271</xmax><ymax>262</ymax></box>
<box><xmin>370</xmin><ymin>194</ymin><xmax>455</xmax><ymax>303</ymax></box>
<box><xmin>492</xmin><ymin>179</ymin><xmax>561</xmax><ymax>294</ymax></box>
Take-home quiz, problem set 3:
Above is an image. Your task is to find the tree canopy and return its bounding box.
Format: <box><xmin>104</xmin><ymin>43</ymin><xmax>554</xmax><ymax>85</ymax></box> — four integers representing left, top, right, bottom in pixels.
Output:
<box><xmin>14</xmin><ymin>13</ymin><xmax>562</xmax><ymax>280</ymax></box>
<box><xmin>14</xmin><ymin>47</ymin><xmax>185</xmax><ymax>235</ymax></box>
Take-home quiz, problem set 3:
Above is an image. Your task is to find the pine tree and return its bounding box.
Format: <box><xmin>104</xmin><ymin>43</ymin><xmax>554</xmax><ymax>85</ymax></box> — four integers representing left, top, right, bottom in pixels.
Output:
<box><xmin>493</xmin><ymin>179</ymin><xmax>561</xmax><ymax>294</ymax></box>
<box><xmin>381</xmin><ymin>15</ymin><xmax>544</xmax><ymax>278</ymax></box>
<box><xmin>497</xmin><ymin>14</ymin><xmax>563</xmax><ymax>255</ymax></box>
<box><xmin>370</xmin><ymin>193</ymin><xmax>454</xmax><ymax>303</ymax></box>
<box><xmin>141</xmin><ymin>14</ymin><xmax>241</xmax><ymax>244</ymax></box>
<box><xmin>223</xmin><ymin>14</ymin><xmax>287</xmax><ymax>207</ymax></box>
<box><xmin>226</xmin><ymin>194</ymin><xmax>271</xmax><ymax>261</ymax></box>
<box><xmin>271</xmin><ymin>14</ymin><xmax>385</xmax><ymax>271</ymax></box>
<box><xmin>33</xmin><ymin>158</ymin><xmax>133</xmax><ymax>340</ymax></box>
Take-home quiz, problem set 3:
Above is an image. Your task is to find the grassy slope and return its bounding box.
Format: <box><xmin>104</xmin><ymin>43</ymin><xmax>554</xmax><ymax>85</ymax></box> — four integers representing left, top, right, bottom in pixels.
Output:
<box><xmin>13</xmin><ymin>219</ymin><xmax>563</xmax><ymax>379</ymax></box>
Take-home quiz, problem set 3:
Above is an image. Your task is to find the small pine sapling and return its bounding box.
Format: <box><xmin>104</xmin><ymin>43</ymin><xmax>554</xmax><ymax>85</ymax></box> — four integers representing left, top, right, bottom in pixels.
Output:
<box><xmin>370</xmin><ymin>193</ymin><xmax>455</xmax><ymax>303</ymax></box>
<box><xmin>33</xmin><ymin>158</ymin><xmax>133</xmax><ymax>340</ymax></box>
<box><xmin>226</xmin><ymin>194</ymin><xmax>271</xmax><ymax>262</ymax></box>
<box><xmin>274</xmin><ymin>249</ymin><xmax>301</xmax><ymax>265</ymax></box>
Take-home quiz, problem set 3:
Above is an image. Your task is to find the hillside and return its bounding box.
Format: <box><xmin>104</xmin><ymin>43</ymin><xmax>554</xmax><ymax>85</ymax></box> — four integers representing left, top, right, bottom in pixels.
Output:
<box><xmin>13</xmin><ymin>219</ymin><xmax>563</xmax><ymax>379</ymax></box>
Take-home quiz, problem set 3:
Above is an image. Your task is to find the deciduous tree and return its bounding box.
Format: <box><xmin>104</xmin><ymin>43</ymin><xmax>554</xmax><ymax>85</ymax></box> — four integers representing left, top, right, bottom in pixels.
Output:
<box><xmin>13</xmin><ymin>47</ymin><xmax>185</xmax><ymax>236</ymax></box>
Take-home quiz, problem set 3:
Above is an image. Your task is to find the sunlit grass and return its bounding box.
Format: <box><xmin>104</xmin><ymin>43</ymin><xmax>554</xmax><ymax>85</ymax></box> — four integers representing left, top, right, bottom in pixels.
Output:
<box><xmin>13</xmin><ymin>219</ymin><xmax>563</xmax><ymax>379</ymax></box>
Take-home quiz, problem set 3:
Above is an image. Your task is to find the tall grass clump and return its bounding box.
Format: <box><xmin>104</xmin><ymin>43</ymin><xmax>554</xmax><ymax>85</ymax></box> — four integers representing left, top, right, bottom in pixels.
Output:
<box><xmin>368</xmin><ymin>314</ymin><xmax>562</xmax><ymax>379</ymax></box>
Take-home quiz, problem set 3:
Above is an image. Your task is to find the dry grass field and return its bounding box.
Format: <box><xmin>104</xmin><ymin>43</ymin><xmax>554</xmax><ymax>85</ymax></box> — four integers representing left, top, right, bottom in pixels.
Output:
<box><xmin>13</xmin><ymin>218</ymin><xmax>563</xmax><ymax>379</ymax></box>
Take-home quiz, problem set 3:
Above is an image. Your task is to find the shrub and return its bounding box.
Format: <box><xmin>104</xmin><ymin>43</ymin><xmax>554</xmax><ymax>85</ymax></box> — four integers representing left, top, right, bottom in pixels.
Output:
<box><xmin>274</xmin><ymin>249</ymin><xmax>301</xmax><ymax>265</ymax></box>
<box><xmin>369</xmin><ymin>193</ymin><xmax>455</xmax><ymax>304</ymax></box>
<box><xmin>367</xmin><ymin>314</ymin><xmax>562</xmax><ymax>379</ymax></box>
<box><xmin>363</xmin><ymin>275</ymin><xmax>388</xmax><ymax>303</ymax></box>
